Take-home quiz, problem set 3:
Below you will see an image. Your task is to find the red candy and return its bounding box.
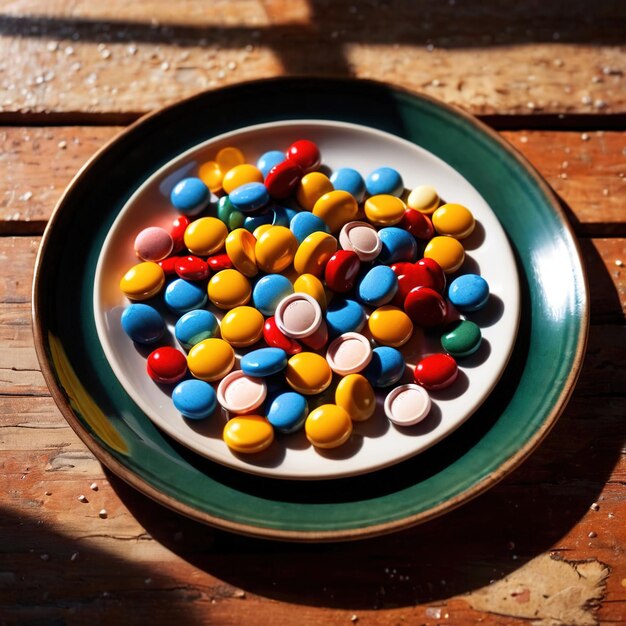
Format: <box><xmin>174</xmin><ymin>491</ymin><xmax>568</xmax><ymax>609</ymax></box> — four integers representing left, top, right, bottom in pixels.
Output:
<box><xmin>206</xmin><ymin>254</ymin><xmax>233</xmax><ymax>271</ymax></box>
<box><xmin>175</xmin><ymin>255</ymin><xmax>210</xmax><ymax>281</ymax></box>
<box><xmin>414</xmin><ymin>353</ymin><xmax>458</xmax><ymax>390</ymax></box>
<box><xmin>158</xmin><ymin>256</ymin><xmax>180</xmax><ymax>275</ymax></box>
<box><xmin>299</xmin><ymin>320</ymin><xmax>329</xmax><ymax>350</ymax></box>
<box><xmin>170</xmin><ymin>215</ymin><xmax>191</xmax><ymax>253</ymax></box>
<box><xmin>391</xmin><ymin>257</ymin><xmax>446</xmax><ymax>306</ymax></box>
<box><xmin>404</xmin><ymin>286</ymin><xmax>447</xmax><ymax>327</ymax></box>
<box><xmin>286</xmin><ymin>139</ymin><xmax>321</xmax><ymax>173</ymax></box>
<box><xmin>147</xmin><ymin>347</ymin><xmax>187</xmax><ymax>384</ymax></box>
<box><xmin>265</xmin><ymin>160</ymin><xmax>303</xmax><ymax>199</ymax></box>
<box><xmin>263</xmin><ymin>317</ymin><xmax>302</xmax><ymax>355</ymax></box>
<box><xmin>400</xmin><ymin>209</ymin><xmax>434</xmax><ymax>240</ymax></box>
<box><xmin>324</xmin><ymin>250</ymin><xmax>360</xmax><ymax>293</ymax></box>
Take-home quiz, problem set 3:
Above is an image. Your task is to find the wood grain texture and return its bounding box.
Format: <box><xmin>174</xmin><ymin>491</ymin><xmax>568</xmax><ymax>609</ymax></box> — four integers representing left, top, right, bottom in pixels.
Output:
<box><xmin>1</xmin><ymin>221</ymin><xmax>625</xmax><ymax>624</ymax></box>
<box><xmin>1</xmin><ymin>126</ymin><xmax>625</xmax><ymax>235</ymax></box>
<box><xmin>0</xmin><ymin>0</ymin><xmax>624</xmax><ymax>116</ymax></box>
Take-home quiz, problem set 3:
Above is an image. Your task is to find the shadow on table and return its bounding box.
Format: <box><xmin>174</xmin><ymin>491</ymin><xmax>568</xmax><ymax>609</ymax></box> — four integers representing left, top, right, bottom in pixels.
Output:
<box><xmin>108</xmin><ymin>196</ymin><xmax>624</xmax><ymax>609</ymax></box>
<box><xmin>0</xmin><ymin>1</ymin><xmax>623</xmax><ymax>82</ymax></box>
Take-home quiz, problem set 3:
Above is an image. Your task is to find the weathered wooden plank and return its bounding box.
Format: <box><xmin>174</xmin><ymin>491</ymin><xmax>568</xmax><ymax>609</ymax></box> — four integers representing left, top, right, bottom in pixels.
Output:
<box><xmin>0</xmin><ymin>126</ymin><xmax>122</xmax><ymax>233</ymax></box>
<box><xmin>0</xmin><ymin>1</ymin><xmax>624</xmax><ymax>116</ymax></box>
<box><xmin>1</xmin><ymin>127</ymin><xmax>625</xmax><ymax>235</ymax></box>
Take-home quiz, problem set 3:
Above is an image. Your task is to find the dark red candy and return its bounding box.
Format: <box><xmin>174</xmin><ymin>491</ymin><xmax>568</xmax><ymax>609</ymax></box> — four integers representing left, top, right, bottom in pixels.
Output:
<box><xmin>324</xmin><ymin>250</ymin><xmax>361</xmax><ymax>293</ymax></box>
<box><xmin>175</xmin><ymin>255</ymin><xmax>210</xmax><ymax>281</ymax></box>
<box><xmin>414</xmin><ymin>353</ymin><xmax>458</xmax><ymax>390</ymax></box>
<box><xmin>158</xmin><ymin>256</ymin><xmax>180</xmax><ymax>275</ymax></box>
<box><xmin>415</xmin><ymin>258</ymin><xmax>446</xmax><ymax>293</ymax></box>
<box><xmin>263</xmin><ymin>317</ymin><xmax>302</xmax><ymax>355</ymax></box>
<box><xmin>404</xmin><ymin>286</ymin><xmax>447</xmax><ymax>327</ymax></box>
<box><xmin>147</xmin><ymin>347</ymin><xmax>187</xmax><ymax>384</ymax></box>
<box><xmin>285</xmin><ymin>139</ymin><xmax>321</xmax><ymax>173</ymax></box>
<box><xmin>264</xmin><ymin>160</ymin><xmax>303</xmax><ymax>199</ymax></box>
<box><xmin>391</xmin><ymin>258</ymin><xmax>446</xmax><ymax>306</ymax></box>
<box><xmin>400</xmin><ymin>209</ymin><xmax>434</xmax><ymax>240</ymax></box>
<box><xmin>206</xmin><ymin>253</ymin><xmax>233</xmax><ymax>271</ymax></box>
<box><xmin>299</xmin><ymin>320</ymin><xmax>328</xmax><ymax>351</ymax></box>
<box><xmin>170</xmin><ymin>215</ymin><xmax>190</xmax><ymax>253</ymax></box>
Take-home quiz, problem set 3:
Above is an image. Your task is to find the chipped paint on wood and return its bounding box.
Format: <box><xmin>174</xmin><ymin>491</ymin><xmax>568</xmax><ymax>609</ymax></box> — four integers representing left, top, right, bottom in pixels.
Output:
<box><xmin>465</xmin><ymin>554</ymin><xmax>610</xmax><ymax>626</ymax></box>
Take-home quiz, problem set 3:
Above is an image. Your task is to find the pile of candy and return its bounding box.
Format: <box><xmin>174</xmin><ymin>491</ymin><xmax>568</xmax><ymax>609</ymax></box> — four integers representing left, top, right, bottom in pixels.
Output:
<box><xmin>118</xmin><ymin>139</ymin><xmax>490</xmax><ymax>455</ymax></box>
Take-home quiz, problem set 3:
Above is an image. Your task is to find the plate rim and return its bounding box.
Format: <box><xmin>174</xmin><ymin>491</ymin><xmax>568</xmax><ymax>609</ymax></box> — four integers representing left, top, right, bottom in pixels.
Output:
<box><xmin>32</xmin><ymin>77</ymin><xmax>589</xmax><ymax>541</ymax></box>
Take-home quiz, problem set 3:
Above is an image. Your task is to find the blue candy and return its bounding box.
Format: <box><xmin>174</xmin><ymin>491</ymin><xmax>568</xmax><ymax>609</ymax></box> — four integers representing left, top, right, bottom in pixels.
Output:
<box><xmin>170</xmin><ymin>177</ymin><xmax>210</xmax><ymax>215</ymax></box>
<box><xmin>289</xmin><ymin>211</ymin><xmax>329</xmax><ymax>243</ymax></box>
<box><xmin>165</xmin><ymin>278</ymin><xmax>207</xmax><ymax>315</ymax></box>
<box><xmin>257</xmin><ymin>150</ymin><xmax>286</xmax><ymax>177</ymax></box>
<box><xmin>364</xmin><ymin>346</ymin><xmax>405</xmax><ymax>388</ymax></box>
<box><xmin>252</xmin><ymin>274</ymin><xmax>294</xmax><ymax>316</ymax></box>
<box><xmin>330</xmin><ymin>167</ymin><xmax>366</xmax><ymax>202</ymax></box>
<box><xmin>172</xmin><ymin>379</ymin><xmax>217</xmax><ymax>419</ymax></box>
<box><xmin>365</xmin><ymin>167</ymin><xmax>404</xmax><ymax>197</ymax></box>
<box><xmin>271</xmin><ymin>205</ymin><xmax>291</xmax><ymax>227</ymax></box>
<box><xmin>448</xmin><ymin>274</ymin><xmax>490</xmax><ymax>312</ymax></box>
<box><xmin>244</xmin><ymin>210</ymin><xmax>273</xmax><ymax>233</ymax></box>
<box><xmin>378</xmin><ymin>227</ymin><xmax>418</xmax><ymax>264</ymax></box>
<box><xmin>120</xmin><ymin>303</ymin><xmax>165</xmax><ymax>344</ymax></box>
<box><xmin>357</xmin><ymin>265</ymin><xmax>398</xmax><ymax>307</ymax></box>
<box><xmin>175</xmin><ymin>309</ymin><xmax>219</xmax><ymax>350</ymax></box>
<box><xmin>265</xmin><ymin>390</ymin><xmax>308</xmax><ymax>433</ymax></box>
<box><xmin>241</xmin><ymin>347</ymin><xmax>288</xmax><ymax>377</ymax></box>
<box><xmin>325</xmin><ymin>297</ymin><xmax>366</xmax><ymax>338</ymax></box>
<box><xmin>229</xmin><ymin>182</ymin><xmax>270</xmax><ymax>213</ymax></box>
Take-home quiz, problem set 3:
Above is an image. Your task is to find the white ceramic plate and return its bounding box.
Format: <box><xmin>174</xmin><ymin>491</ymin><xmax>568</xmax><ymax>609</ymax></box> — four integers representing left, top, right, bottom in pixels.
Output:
<box><xmin>94</xmin><ymin>120</ymin><xmax>520</xmax><ymax>480</ymax></box>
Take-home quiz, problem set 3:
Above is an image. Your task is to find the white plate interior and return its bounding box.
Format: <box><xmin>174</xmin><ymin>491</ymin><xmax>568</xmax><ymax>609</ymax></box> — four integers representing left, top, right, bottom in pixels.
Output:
<box><xmin>94</xmin><ymin>120</ymin><xmax>520</xmax><ymax>480</ymax></box>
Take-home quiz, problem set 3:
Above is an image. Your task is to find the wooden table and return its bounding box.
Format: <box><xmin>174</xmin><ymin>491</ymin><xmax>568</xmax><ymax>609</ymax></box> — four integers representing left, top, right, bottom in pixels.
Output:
<box><xmin>1</xmin><ymin>2</ymin><xmax>625</xmax><ymax>624</ymax></box>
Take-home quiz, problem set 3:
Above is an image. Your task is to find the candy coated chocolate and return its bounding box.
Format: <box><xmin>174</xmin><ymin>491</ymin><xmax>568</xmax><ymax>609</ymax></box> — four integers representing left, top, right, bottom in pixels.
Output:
<box><xmin>414</xmin><ymin>353</ymin><xmax>458</xmax><ymax>390</ymax></box>
<box><xmin>146</xmin><ymin>346</ymin><xmax>187</xmax><ymax>384</ymax></box>
<box><xmin>324</xmin><ymin>249</ymin><xmax>360</xmax><ymax>293</ymax></box>
<box><xmin>404</xmin><ymin>286</ymin><xmax>447</xmax><ymax>327</ymax></box>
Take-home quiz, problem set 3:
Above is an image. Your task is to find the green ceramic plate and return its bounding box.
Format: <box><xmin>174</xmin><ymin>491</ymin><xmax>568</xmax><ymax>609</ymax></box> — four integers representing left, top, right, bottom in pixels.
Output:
<box><xmin>33</xmin><ymin>78</ymin><xmax>588</xmax><ymax>541</ymax></box>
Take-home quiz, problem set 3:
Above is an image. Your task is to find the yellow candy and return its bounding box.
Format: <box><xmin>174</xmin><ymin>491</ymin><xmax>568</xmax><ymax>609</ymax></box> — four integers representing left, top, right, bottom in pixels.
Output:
<box><xmin>120</xmin><ymin>261</ymin><xmax>165</xmax><ymax>300</ymax></box>
<box><xmin>432</xmin><ymin>203</ymin><xmax>475</xmax><ymax>239</ymax></box>
<box><xmin>424</xmin><ymin>235</ymin><xmax>465</xmax><ymax>273</ymax></box>
<box><xmin>252</xmin><ymin>224</ymin><xmax>273</xmax><ymax>240</ymax></box>
<box><xmin>198</xmin><ymin>160</ymin><xmax>223</xmax><ymax>193</ymax></box>
<box><xmin>215</xmin><ymin>146</ymin><xmax>245</xmax><ymax>174</ymax></box>
<box><xmin>407</xmin><ymin>185</ymin><xmax>440</xmax><ymax>214</ymax></box>
<box><xmin>222</xmin><ymin>164</ymin><xmax>263</xmax><ymax>195</ymax></box>
<box><xmin>225</xmin><ymin>228</ymin><xmax>258</xmax><ymax>277</ymax></box>
<box><xmin>220</xmin><ymin>306</ymin><xmax>264</xmax><ymax>347</ymax></box>
<box><xmin>368</xmin><ymin>305</ymin><xmax>413</xmax><ymax>347</ymax></box>
<box><xmin>223</xmin><ymin>415</ymin><xmax>274</xmax><ymax>454</ymax></box>
<box><xmin>184</xmin><ymin>217</ymin><xmax>228</xmax><ymax>256</ymax></box>
<box><xmin>335</xmin><ymin>374</ymin><xmax>376</xmax><ymax>422</ymax></box>
<box><xmin>364</xmin><ymin>194</ymin><xmax>406</xmax><ymax>226</ymax></box>
<box><xmin>305</xmin><ymin>404</ymin><xmax>353</xmax><ymax>449</ymax></box>
<box><xmin>208</xmin><ymin>269</ymin><xmax>251</xmax><ymax>309</ymax></box>
<box><xmin>187</xmin><ymin>338</ymin><xmax>235</xmax><ymax>382</ymax></box>
<box><xmin>293</xmin><ymin>231</ymin><xmax>338</xmax><ymax>278</ymax></box>
<box><xmin>255</xmin><ymin>226</ymin><xmax>298</xmax><ymax>274</ymax></box>
<box><xmin>312</xmin><ymin>190</ymin><xmax>359</xmax><ymax>233</ymax></box>
<box><xmin>293</xmin><ymin>273</ymin><xmax>327</xmax><ymax>310</ymax></box>
<box><xmin>296</xmin><ymin>172</ymin><xmax>334</xmax><ymax>211</ymax></box>
<box><xmin>285</xmin><ymin>352</ymin><xmax>333</xmax><ymax>395</ymax></box>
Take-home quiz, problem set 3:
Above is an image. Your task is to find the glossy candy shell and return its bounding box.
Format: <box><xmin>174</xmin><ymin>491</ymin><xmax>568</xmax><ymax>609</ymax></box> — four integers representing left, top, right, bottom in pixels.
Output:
<box><xmin>414</xmin><ymin>353</ymin><xmax>459</xmax><ymax>390</ymax></box>
<box><xmin>172</xmin><ymin>379</ymin><xmax>217</xmax><ymax>420</ymax></box>
<box><xmin>146</xmin><ymin>347</ymin><xmax>187</xmax><ymax>384</ymax></box>
<box><xmin>41</xmin><ymin>80</ymin><xmax>586</xmax><ymax>539</ymax></box>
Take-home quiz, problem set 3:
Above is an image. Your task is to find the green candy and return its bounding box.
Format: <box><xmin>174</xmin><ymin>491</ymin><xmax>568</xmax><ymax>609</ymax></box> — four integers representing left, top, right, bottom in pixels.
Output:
<box><xmin>217</xmin><ymin>195</ymin><xmax>244</xmax><ymax>230</ymax></box>
<box><xmin>441</xmin><ymin>320</ymin><xmax>482</xmax><ymax>357</ymax></box>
